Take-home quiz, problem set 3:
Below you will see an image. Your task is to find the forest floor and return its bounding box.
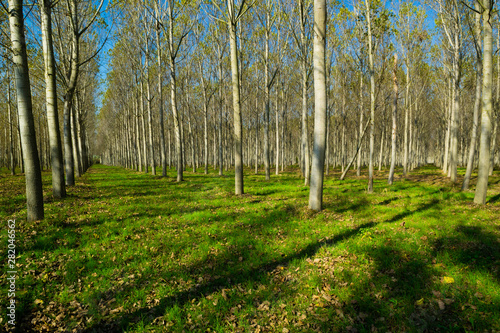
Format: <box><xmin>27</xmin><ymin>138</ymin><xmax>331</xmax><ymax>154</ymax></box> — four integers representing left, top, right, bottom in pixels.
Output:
<box><xmin>1</xmin><ymin>164</ymin><xmax>500</xmax><ymax>332</ymax></box>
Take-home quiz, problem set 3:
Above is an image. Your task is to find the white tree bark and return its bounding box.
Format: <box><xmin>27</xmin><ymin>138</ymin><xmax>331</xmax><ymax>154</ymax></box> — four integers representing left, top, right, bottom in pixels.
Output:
<box><xmin>228</xmin><ymin>0</ymin><xmax>244</xmax><ymax>195</ymax></box>
<box><xmin>309</xmin><ymin>0</ymin><xmax>326</xmax><ymax>211</ymax></box>
<box><xmin>40</xmin><ymin>0</ymin><xmax>65</xmax><ymax>197</ymax></box>
<box><xmin>365</xmin><ymin>0</ymin><xmax>375</xmax><ymax>193</ymax></box>
<box><xmin>8</xmin><ymin>0</ymin><xmax>44</xmax><ymax>221</ymax></box>
<box><xmin>474</xmin><ymin>0</ymin><xmax>493</xmax><ymax>204</ymax></box>
<box><xmin>462</xmin><ymin>3</ymin><xmax>481</xmax><ymax>191</ymax></box>
<box><xmin>388</xmin><ymin>54</ymin><xmax>398</xmax><ymax>185</ymax></box>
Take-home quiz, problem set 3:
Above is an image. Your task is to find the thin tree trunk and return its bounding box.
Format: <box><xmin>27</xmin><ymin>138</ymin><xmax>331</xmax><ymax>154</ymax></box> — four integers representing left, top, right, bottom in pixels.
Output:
<box><xmin>443</xmin><ymin>76</ymin><xmax>451</xmax><ymax>173</ymax></box>
<box><xmin>357</xmin><ymin>75</ymin><xmax>363</xmax><ymax>176</ymax></box>
<box><xmin>474</xmin><ymin>0</ymin><xmax>493</xmax><ymax>204</ymax></box>
<box><xmin>378</xmin><ymin>126</ymin><xmax>385</xmax><ymax>172</ymax></box>
<box><xmin>365</xmin><ymin>0</ymin><xmax>375</xmax><ymax>193</ymax></box>
<box><xmin>135</xmin><ymin>97</ymin><xmax>142</xmax><ymax>172</ymax></box>
<box><xmin>489</xmin><ymin>120</ymin><xmax>497</xmax><ymax>175</ymax></box>
<box><xmin>388</xmin><ymin>54</ymin><xmax>398</xmax><ymax>185</ymax></box>
<box><xmin>8</xmin><ymin>75</ymin><xmax>15</xmax><ymax>176</ymax></box>
<box><xmin>71</xmin><ymin>101</ymin><xmax>81</xmax><ymax>178</ymax></box>
<box><xmin>228</xmin><ymin>1</ymin><xmax>244</xmax><ymax>195</ymax></box>
<box><xmin>140</xmin><ymin>80</ymin><xmax>148</xmax><ymax>173</ymax></box>
<box><xmin>264</xmin><ymin>10</ymin><xmax>271</xmax><ymax>181</ymax></box>
<box><xmin>40</xmin><ymin>0</ymin><xmax>65</xmax><ymax>196</ymax></box>
<box><xmin>275</xmin><ymin>84</ymin><xmax>280</xmax><ymax>175</ymax></box>
<box><xmin>8</xmin><ymin>0</ymin><xmax>44</xmax><ymax>221</ymax></box>
<box><xmin>299</xmin><ymin>0</ymin><xmax>310</xmax><ymax>185</ymax></box>
<box><xmin>156</xmin><ymin>19</ymin><xmax>167</xmax><ymax>177</ymax></box>
<box><xmin>341</xmin><ymin>118</ymin><xmax>370</xmax><ymax>181</ymax></box>
<box><xmin>403</xmin><ymin>66</ymin><xmax>410</xmax><ymax>176</ymax></box>
<box><xmin>168</xmin><ymin>4</ymin><xmax>183</xmax><ymax>181</ymax></box>
<box><xmin>450</xmin><ymin>39</ymin><xmax>461</xmax><ymax>182</ymax></box>
<box><xmin>145</xmin><ymin>42</ymin><xmax>155</xmax><ymax>176</ymax></box>
<box><xmin>309</xmin><ymin>0</ymin><xmax>327</xmax><ymax>211</ymax></box>
<box><xmin>462</xmin><ymin>4</ymin><xmax>482</xmax><ymax>191</ymax></box>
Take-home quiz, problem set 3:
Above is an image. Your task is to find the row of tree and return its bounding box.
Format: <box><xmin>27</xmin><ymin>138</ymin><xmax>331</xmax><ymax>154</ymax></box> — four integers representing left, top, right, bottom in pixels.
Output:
<box><xmin>98</xmin><ymin>0</ymin><xmax>498</xmax><ymax>210</ymax></box>
<box><xmin>2</xmin><ymin>0</ymin><xmax>499</xmax><ymax>218</ymax></box>
<box><xmin>1</xmin><ymin>0</ymin><xmax>105</xmax><ymax>220</ymax></box>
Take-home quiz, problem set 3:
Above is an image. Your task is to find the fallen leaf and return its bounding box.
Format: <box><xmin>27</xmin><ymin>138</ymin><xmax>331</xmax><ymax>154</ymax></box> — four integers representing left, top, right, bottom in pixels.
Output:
<box><xmin>442</xmin><ymin>276</ymin><xmax>454</xmax><ymax>284</ymax></box>
<box><xmin>109</xmin><ymin>306</ymin><xmax>123</xmax><ymax>314</ymax></box>
<box><xmin>437</xmin><ymin>300</ymin><xmax>445</xmax><ymax>310</ymax></box>
<box><xmin>415</xmin><ymin>298</ymin><xmax>424</xmax><ymax>306</ymax></box>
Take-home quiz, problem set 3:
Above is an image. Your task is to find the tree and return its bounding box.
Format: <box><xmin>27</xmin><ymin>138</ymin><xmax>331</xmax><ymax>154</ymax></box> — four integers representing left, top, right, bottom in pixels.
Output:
<box><xmin>8</xmin><ymin>0</ymin><xmax>44</xmax><ymax>221</ymax></box>
<box><xmin>299</xmin><ymin>0</ymin><xmax>311</xmax><ymax>186</ymax></box>
<box><xmin>154</xmin><ymin>3</ymin><xmax>167</xmax><ymax>177</ymax></box>
<box><xmin>434</xmin><ymin>0</ymin><xmax>463</xmax><ymax>183</ymax></box>
<box><xmin>309</xmin><ymin>0</ymin><xmax>327</xmax><ymax>211</ymax></box>
<box><xmin>39</xmin><ymin>0</ymin><xmax>66</xmax><ymax>198</ymax></box>
<box><xmin>57</xmin><ymin>0</ymin><xmax>104</xmax><ymax>186</ymax></box>
<box><xmin>474</xmin><ymin>0</ymin><xmax>493</xmax><ymax>204</ymax></box>
<box><xmin>211</xmin><ymin>0</ymin><xmax>251</xmax><ymax>194</ymax></box>
<box><xmin>462</xmin><ymin>1</ymin><xmax>482</xmax><ymax>191</ymax></box>
<box><xmin>388</xmin><ymin>53</ymin><xmax>398</xmax><ymax>185</ymax></box>
<box><xmin>365</xmin><ymin>0</ymin><xmax>376</xmax><ymax>193</ymax></box>
<box><xmin>163</xmin><ymin>0</ymin><xmax>194</xmax><ymax>182</ymax></box>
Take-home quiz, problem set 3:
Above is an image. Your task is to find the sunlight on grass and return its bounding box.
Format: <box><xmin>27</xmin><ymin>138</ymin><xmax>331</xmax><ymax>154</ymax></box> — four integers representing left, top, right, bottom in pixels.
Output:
<box><xmin>1</xmin><ymin>165</ymin><xmax>499</xmax><ymax>332</ymax></box>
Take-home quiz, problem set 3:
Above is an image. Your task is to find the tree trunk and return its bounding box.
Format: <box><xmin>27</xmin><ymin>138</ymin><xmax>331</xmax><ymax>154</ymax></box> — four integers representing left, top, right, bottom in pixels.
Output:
<box><xmin>489</xmin><ymin>120</ymin><xmax>497</xmax><ymax>175</ymax></box>
<box><xmin>264</xmin><ymin>10</ymin><xmax>271</xmax><ymax>181</ymax></box>
<box><xmin>365</xmin><ymin>0</ymin><xmax>375</xmax><ymax>193</ymax></box>
<box><xmin>228</xmin><ymin>0</ymin><xmax>244</xmax><ymax>195</ymax></box>
<box><xmin>474</xmin><ymin>0</ymin><xmax>493</xmax><ymax>204</ymax></box>
<box><xmin>218</xmin><ymin>47</ymin><xmax>224</xmax><ymax>177</ymax></box>
<box><xmin>40</xmin><ymin>0</ymin><xmax>65</xmax><ymax>197</ymax></box>
<box><xmin>378</xmin><ymin>125</ymin><xmax>385</xmax><ymax>171</ymax></box>
<box><xmin>135</xmin><ymin>96</ymin><xmax>143</xmax><ymax>172</ymax></box>
<box><xmin>357</xmin><ymin>75</ymin><xmax>363</xmax><ymax>176</ymax></box>
<box><xmin>450</xmin><ymin>40</ymin><xmax>461</xmax><ymax>183</ymax></box>
<box><xmin>71</xmin><ymin>102</ymin><xmax>81</xmax><ymax>178</ymax></box>
<box><xmin>299</xmin><ymin>0</ymin><xmax>310</xmax><ymax>185</ymax></box>
<box><xmin>140</xmin><ymin>80</ymin><xmax>148</xmax><ymax>173</ymax></box>
<box><xmin>275</xmin><ymin>83</ymin><xmax>280</xmax><ymax>175</ymax></box>
<box><xmin>462</xmin><ymin>4</ymin><xmax>482</xmax><ymax>191</ymax></box>
<box><xmin>443</xmin><ymin>77</ymin><xmax>451</xmax><ymax>173</ymax></box>
<box><xmin>388</xmin><ymin>54</ymin><xmax>398</xmax><ymax>185</ymax></box>
<box><xmin>145</xmin><ymin>42</ymin><xmax>156</xmax><ymax>176</ymax></box>
<box><xmin>309</xmin><ymin>0</ymin><xmax>327</xmax><ymax>210</ymax></box>
<box><xmin>8</xmin><ymin>0</ymin><xmax>44</xmax><ymax>221</ymax></box>
<box><xmin>8</xmin><ymin>75</ymin><xmax>16</xmax><ymax>176</ymax></box>
<box><xmin>168</xmin><ymin>5</ymin><xmax>183</xmax><ymax>181</ymax></box>
<box><xmin>156</xmin><ymin>20</ymin><xmax>167</xmax><ymax>177</ymax></box>
<box><xmin>403</xmin><ymin>66</ymin><xmax>410</xmax><ymax>176</ymax></box>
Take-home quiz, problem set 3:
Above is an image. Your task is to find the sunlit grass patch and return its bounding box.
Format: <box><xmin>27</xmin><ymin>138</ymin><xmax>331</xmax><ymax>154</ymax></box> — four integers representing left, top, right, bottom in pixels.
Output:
<box><xmin>0</xmin><ymin>164</ymin><xmax>499</xmax><ymax>332</ymax></box>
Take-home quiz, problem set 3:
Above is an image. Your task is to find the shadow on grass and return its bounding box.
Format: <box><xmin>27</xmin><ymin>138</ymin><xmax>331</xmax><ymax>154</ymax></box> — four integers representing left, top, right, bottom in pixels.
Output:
<box><xmin>309</xmin><ymin>224</ymin><xmax>500</xmax><ymax>332</ymax></box>
<box><xmin>488</xmin><ymin>193</ymin><xmax>500</xmax><ymax>204</ymax></box>
<box><xmin>385</xmin><ymin>198</ymin><xmax>440</xmax><ymax>223</ymax></box>
<box><xmin>81</xmin><ymin>221</ymin><xmax>378</xmax><ymax>332</ymax></box>
<box><xmin>14</xmin><ymin>165</ymin><xmax>500</xmax><ymax>332</ymax></box>
<box><xmin>309</xmin><ymin>246</ymin><xmax>441</xmax><ymax>332</ymax></box>
<box><xmin>432</xmin><ymin>225</ymin><xmax>500</xmax><ymax>283</ymax></box>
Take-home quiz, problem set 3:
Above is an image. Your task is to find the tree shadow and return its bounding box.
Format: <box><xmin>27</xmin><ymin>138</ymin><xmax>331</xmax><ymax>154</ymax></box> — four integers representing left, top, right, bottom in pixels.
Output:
<box><xmin>432</xmin><ymin>225</ymin><xmax>500</xmax><ymax>284</ymax></box>
<box><xmin>80</xmin><ymin>220</ymin><xmax>378</xmax><ymax>332</ymax></box>
<box><xmin>306</xmin><ymin>224</ymin><xmax>500</xmax><ymax>332</ymax></box>
<box><xmin>488</xmin><ymin>193</ymin><xmax>500</xmax><ymax>204</ymax></box>
<box><xmin>385</xmin><ymin>198</ymin><xmax>440</xmax><ymax>223</ymax></box>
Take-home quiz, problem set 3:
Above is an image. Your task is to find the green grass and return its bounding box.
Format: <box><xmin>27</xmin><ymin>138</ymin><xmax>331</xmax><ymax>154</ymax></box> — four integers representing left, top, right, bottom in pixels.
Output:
<box><xmin>1</xmin><ymin>164</ymin><xmax>499</xmax><ymax>332</ymax></box>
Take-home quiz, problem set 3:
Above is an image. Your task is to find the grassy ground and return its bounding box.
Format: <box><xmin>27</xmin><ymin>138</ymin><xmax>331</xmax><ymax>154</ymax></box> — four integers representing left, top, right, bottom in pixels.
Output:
<box><xmin>1</xmin><ymin>164</ymin><xmax>499</xmax><ymax>332</ymax></box>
